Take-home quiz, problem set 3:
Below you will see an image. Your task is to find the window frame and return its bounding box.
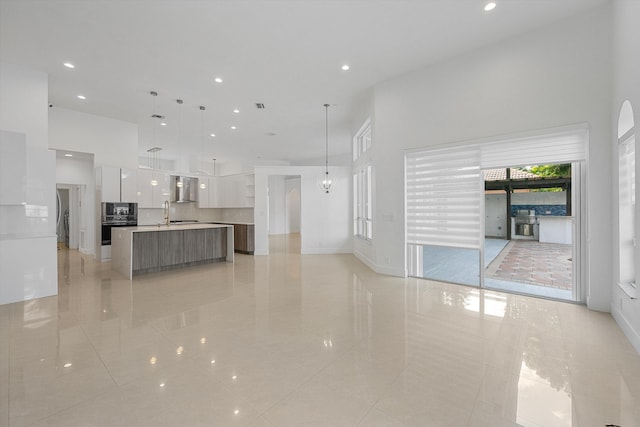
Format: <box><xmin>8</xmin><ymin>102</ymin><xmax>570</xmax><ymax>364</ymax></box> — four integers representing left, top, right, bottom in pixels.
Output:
<box><xmin>353</xmin><ymin>119</ymin><xmax>373</xmax><ymax>241</ymax></box>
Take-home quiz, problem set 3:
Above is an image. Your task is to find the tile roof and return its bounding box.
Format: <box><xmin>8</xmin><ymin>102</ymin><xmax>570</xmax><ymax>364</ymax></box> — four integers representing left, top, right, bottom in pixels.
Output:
<box><xmin>483</xmin><ymin>168</ymin><xmax>539</xmax><ymax>181</ymax></box>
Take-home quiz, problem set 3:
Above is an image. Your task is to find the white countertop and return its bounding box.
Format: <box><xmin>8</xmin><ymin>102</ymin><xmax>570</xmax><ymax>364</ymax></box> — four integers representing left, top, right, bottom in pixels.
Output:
<box><xmin>119</xmin><ymin>223</ymin><xmax>233</xmax><ymax>232</ymax></box>
<box><xmin>538</xmin><ymin>216</ymin><xmax>573</xmax><ymax>220</ymax></box>
<box><xmin>206</xmin><ymin>221</ymin><xmax>255</xmax><ymax>226</ymax></box>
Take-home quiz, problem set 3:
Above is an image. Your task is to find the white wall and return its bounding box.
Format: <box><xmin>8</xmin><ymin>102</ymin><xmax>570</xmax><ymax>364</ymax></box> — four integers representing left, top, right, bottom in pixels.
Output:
<box><xmin>611</xmin><ymin>0</ymin><xmax>640</xmax><ymax>353</ymax></box>
<box><xmin>0</xmin><ymin>62</ymin><xmax>57</xmax><ymax>305</ymax></box>
<box><xmin>285</xmin><ymin>177</ymin><xmax>301</xmax><ymax>233</ymax></box>
<box><xmin>0</xmin><ymin>63</ymin><xmax>48</xmax><ymax>148</ymax></box>
<box><xmin>49</xmin><ymin>107</ymin><xmax>138</xmax><ymax>169</ymax></box>
<box><xmin>56</xmin><ymin>156</ymin><xmax>95</xmax><ymax>254</ymax></box>
<box><xmin>268</xmin><ymin>175</ymin><xmax>287</xmax><ymax>235</ymax></box>
<box><xmin>360</xmin><ymin>6</ymin><xmax>612</xmax><ymax>307</ymax></box>
<box><xmin>255</xmin><ymin>166</ymin><xmax>351</xmax><ymax>255</ymax></box>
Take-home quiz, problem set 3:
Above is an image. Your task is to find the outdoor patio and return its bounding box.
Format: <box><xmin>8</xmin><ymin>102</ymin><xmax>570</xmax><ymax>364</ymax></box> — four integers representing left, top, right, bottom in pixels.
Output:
<box><xmin>421</xmin><ymin>238</ymin><xmax>574</xmax><ymax>300</ymax></box>
<box><xmin>486</xmin><ymin>240</ymin><xmax>573</xmax><ymax>290</ymax></box>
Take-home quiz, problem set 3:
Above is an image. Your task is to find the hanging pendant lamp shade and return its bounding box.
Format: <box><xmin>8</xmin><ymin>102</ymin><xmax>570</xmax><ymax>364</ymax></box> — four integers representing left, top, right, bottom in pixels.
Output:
<box><xmin>322</xmin><ymin>103</ymin><xmax>332</xmax><ymax>194</ymax></box>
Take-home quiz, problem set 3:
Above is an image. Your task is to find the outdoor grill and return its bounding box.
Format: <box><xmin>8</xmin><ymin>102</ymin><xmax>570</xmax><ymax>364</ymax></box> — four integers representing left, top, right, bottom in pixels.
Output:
<box><xmin>515</xmin><ymin>209</ymin><xmax>536</xmax><ymax>236</ymax></box>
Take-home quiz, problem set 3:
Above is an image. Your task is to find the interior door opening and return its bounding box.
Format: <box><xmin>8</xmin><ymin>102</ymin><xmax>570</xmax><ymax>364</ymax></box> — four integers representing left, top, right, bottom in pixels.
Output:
<box><xmin>482</xmin><ymin>164</ymin><xmax>578</xmax><ymax>301</ymax></box>
<box><xmin>267</xmin><ymin>175</ymin><xmax>301</xmax><ymax>254</ymax></box>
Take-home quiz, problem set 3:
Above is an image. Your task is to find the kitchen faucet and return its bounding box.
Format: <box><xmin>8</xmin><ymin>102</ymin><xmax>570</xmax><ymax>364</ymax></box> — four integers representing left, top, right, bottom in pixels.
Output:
<box><xmin>163</xmin><ymin>200</ymin><xmax>170</xmax><ymax>226</ymax></box>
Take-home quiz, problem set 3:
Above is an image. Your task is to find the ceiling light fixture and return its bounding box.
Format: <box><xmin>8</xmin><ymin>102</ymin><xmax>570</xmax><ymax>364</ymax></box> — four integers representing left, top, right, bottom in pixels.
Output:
<box><xmin>177</xmin><ymin>98</ymin><xmax>184</xmax><ymax>168</ymax></box>
<box><xmin>210</xmin><ymin>133</ymin><xmax>216</xmax><ymax>138</ymax></box>
<box><xmin>214</xmin><ymin>77</ymin><xmax>223</xmax><ymax>83</ymax></box>
<box><xmin>148</xmin><ymin>91</ymin><xmax>163</xmax><ymax>170</ymax></box>
<box><xmin>199</xmin><ymin>105</ymin><xmax>206</xmax><ymax>163</ymax></box>
<box><xmin>231</xmin><ymin>126</ymin><xmax>237</xmax><ymax>130</ymax></box>
<box><xmin>341</xmin><ymin>64</ymin><xmax>350</xmax><ymax>71</ymax></box>
<box><xmin>484</xmin><ymin>1</ymin><xmax>496</xmax><ymax>11</ymax></box>
<box><xmin>233</xmin><ymin>109</ymin><xmax>240</xmax><ymax>114</ymax></box>
<box><xmin>77</xmin><ymin>95</ymin><xmax>86</xmax><ymax>100</ymax></box>
<box><xmin>160</xmin><ymin>122</ymin><xmax>167</xmax><ymax>126</ymax></box>
<box><xmin>63</xmin><ymin>62</ymin><xmax>75</xmax><ymax>69</ymax></box>
<box><xmin>64</xmin><ymin>153</ymin><xmax>73</xmax><ymax>157</ymax></box>
<box><xmin>322</xmin><ymin>103</ymin><xmax>332</xmax><ymax>194</ymax></box>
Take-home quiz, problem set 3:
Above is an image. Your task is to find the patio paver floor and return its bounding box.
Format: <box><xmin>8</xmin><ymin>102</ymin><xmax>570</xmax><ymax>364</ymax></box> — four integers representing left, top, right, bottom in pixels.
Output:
<box><xmin>486</xmin><ymin>240</ymin><xmax>572</xmax><ymax>290</ymax></box>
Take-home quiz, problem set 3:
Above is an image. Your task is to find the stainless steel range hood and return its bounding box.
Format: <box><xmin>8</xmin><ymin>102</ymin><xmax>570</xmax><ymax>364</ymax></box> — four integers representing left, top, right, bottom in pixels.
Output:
<box><xmin>171</xmin><ymin>176</ymin><xmax>198</xmax><ymax>203</ymax></box>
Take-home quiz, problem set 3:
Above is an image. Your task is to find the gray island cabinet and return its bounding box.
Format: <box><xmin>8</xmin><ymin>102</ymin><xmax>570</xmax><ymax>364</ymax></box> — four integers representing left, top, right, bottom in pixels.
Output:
<box><xmin>111</xmin><ymin>224</ymin><xmax>234</xmax><ymax>279</ymax></box>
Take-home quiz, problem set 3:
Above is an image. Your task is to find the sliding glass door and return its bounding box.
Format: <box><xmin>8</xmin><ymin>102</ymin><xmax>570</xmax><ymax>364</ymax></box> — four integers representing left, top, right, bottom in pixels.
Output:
<box><xmin>406</xmin><ymin>125</ymin><xmax>586</xmax><ymax>301</ymax></box>
<box><xmin>406</xmin><ymin>146</ymin><xmax>483</xmax><ymax>287</ymax></box>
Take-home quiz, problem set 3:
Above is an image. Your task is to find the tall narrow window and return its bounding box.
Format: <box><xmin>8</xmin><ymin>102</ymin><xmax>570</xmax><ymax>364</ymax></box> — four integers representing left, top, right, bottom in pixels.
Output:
<box><xmin>618</xmin><ymin>100</ymin><xmax>636</xmax><ymax>294</ymax></box>
<box><xmin>354</xmin><ymin>120</ymin><xmax>372</xmax><ymax>240</ymax></box>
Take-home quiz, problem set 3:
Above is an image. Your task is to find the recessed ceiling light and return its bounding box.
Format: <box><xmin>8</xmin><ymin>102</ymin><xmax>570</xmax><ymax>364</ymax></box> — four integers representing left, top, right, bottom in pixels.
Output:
<box><xmin>484</xmin><ymin>1</ymin><xmax>496</xmax><ymax>11</ymax></box>
<box><xmin>77</xmin><ymin>95</ymin><xmax>86</xmax><ymax>100</ymax></box>
<box><xmin>214</xmin><ymin>77</ymin><xmax>223</xmax><ymax>83</ymax></box>
<box><xmin>341</xmin><ymin>64</ymin><xmax>350</xmax><ymax>71</ymax></box>
<box><xmin>233</xmin><ymin>109</ymin><xmax>240</xmax><ymax>114</ymax></box>
<box><xmin>65</xmin><ymin>153</ymin><xmax>73</xmax><ymax>157</ymax></box>
<box><xmin>210</xmin><ymin>133</ymin><xmax>216</xmax><ymax>137</ymax></box>
<box><xmin>63</xmin><ymin>62</ymin><xmax>75</xmax><ymax>69</ymax></box>
<box><xmin>231</xmin><ymin>126</ymin><xmax>237</xmax><ymax>130</ymax></box>
<box><xmin>160</xmin><ymin>122</ymin><xmax>167</xmax><ymax>126</ymax></box>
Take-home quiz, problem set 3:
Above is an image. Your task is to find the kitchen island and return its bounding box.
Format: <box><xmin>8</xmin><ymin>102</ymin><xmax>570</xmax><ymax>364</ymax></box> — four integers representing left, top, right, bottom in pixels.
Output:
<box><xmin>111</xmin><ymin>223</ymin><xmax>234</xmax><ymax>279</ymax></box>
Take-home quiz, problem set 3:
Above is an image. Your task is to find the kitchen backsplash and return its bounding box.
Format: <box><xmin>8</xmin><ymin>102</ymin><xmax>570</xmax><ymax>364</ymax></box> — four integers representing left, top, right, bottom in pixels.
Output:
<box><xmin>138</xmin><ymin>204</ymin><xmax>254</xmax><ymax>225</ymax></box>
<box><xmin>197</xmin><ymin>208</ymin><xmax>254</xmax><ymax>223</ymax></box>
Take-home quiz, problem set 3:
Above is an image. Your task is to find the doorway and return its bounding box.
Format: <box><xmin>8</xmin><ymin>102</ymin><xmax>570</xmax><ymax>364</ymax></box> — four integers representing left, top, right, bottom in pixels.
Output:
<box><xmin>482</xmin><ymin>164</ymin><xmax>577</xmax><ymax>301</ymax></box>
<box><xmin>406</xmin><ymin>125</ymin><xmax>586</xmax><ymax>302</ymax></box>
<box><xmin>268</xmin><ymin>175</ymin><xmax>301</xmax><ymax>254</ymax></box>
<box><xmin>56</xmin><ymin>184</ymin><xmax>85</xmax><ymax>251</ymax></box>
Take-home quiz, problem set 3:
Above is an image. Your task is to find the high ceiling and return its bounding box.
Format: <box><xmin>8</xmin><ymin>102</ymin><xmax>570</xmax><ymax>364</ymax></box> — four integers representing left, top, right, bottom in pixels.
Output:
<box><xmin>0</xmin><ymin>0</ymin><xmax>608</xmax><ymax>166</ymax></box>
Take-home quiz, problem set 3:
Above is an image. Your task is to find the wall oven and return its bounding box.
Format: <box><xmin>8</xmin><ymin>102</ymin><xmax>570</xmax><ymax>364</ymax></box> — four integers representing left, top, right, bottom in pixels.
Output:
<box><xmin>101</xmin><ymin>202</ymin><xmax>137</xmax><ymax>245</ymax></box>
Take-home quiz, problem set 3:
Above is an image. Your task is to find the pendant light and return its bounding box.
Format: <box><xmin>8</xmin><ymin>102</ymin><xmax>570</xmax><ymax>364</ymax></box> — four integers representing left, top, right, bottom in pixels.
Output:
<box><xmin>147</xmin><ymin>90</ymin><xmax>163</xmax><ymax>181</ymax></box>
<box><xmin>322</xmin><ymin>103</ymin><xmax>332</xmax><ymax>194</ymax></box>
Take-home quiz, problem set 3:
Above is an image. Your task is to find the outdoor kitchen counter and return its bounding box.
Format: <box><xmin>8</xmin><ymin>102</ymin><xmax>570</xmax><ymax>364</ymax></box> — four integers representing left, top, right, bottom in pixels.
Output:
<box><xmin>111</xmin><ymin>224</ymin><xmax>234</xmax><ymax>279</ymax></box>
<box><xmin>538</xmin><ymin>216</ymin><xmax>573</xmax><ymax>245</ymax></box>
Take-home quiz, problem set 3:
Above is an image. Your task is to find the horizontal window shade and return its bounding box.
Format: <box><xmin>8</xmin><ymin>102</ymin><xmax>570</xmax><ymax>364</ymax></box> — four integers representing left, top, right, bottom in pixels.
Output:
<box><xmin>481</xmin><ymin>128</ymin><xmax>587</xmax><ymax>168</ymax></box>
<box><xmin>406</xmin><ymin>126</ymin><xmax>587</xmax><ymax>252</ymax></box>
<box><xmin>407</xmin><ymin>147</ymin><xmax>482</xmax><ymax>249</ymax></box>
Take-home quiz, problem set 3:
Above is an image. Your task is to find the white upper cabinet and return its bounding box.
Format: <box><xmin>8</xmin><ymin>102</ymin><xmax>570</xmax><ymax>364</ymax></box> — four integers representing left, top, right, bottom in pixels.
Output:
<box><xmin>244</xmin><ymin>173</ymin><xmax>255</xmax><ymax>208</ymax></box>
<box><xmin>215</xmin><ymin>172</ymin><xmax>253</xmax><ymax>208</ymax></box>
<box><xmin>137</xmin><ymin>169</ymin><xmax>170</xmax><ymax>208</ymax></box>
<box><xmin>0</xmin><ymin>130</ymin><xmax>27</xmax><ymax>205</ymax></box>
<box><xmin>197</xmin><ymin>177</ymin><xmax>209</xmax><ymax>208</ymax></box>
<box><xmin>137</xmin><ymin>169</ymin><xmax>153</xmax><ymax>208</ymax></box>
<box><xmin>121</xmin><ymin>168</ymin><xmax>138</xmax><ymax>203</ymax></box>
<box><xmin>152</xmin><ymin>171</ymin><xmax>171</xmax><ymax>208</ymax></box>
<box><xmin>208</xmin><ymin>177</ymin><xmax>218</xmax><ymax>208</ymax></box>
<box><xmin>197</xmin><ymin>176</ymin><xmax>219</xmax><ymax>208</ymax></box>
<box><xmin>97</xmin><ymin>166</ymin><xmax>121</xmax><ymax>202</ymax></box>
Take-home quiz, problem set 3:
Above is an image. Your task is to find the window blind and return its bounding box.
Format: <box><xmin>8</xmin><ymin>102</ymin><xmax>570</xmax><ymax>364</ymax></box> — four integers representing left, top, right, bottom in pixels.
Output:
<box><xmin>406</xmin><ymin>125</ymin><xmax>587</xmax><ymax>252</ymax></box>
<box><xmin>406</xmin><ymin>146</ymin><xmax>482</xmax><ymax>249</ymax></box>
<box><xmin>480</xmin><ymin>127</ymin><xmax>587</xmax><ymax>168</ymax></box>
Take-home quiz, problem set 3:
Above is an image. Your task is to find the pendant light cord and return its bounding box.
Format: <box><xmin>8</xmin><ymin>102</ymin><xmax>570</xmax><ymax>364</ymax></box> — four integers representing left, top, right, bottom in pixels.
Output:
<box><xmin>324</xmin><ymin>104</ymin><xmax>329</xmax><ymax>175</ymax></box>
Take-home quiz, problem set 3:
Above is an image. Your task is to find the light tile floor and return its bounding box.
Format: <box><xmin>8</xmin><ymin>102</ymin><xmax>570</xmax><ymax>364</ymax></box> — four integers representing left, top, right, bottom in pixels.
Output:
<box><xmin>1</xmin><ymin>234</ymin><xmax>639</xmax><ymax>426</ymax></box>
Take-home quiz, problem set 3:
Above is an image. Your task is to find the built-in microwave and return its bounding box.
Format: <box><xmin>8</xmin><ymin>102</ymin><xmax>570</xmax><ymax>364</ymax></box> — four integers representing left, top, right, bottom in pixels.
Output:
<box><xmin>101</xmin><ymin>202</ymin><xmax>138</xmax><ymax>224</ymax></box>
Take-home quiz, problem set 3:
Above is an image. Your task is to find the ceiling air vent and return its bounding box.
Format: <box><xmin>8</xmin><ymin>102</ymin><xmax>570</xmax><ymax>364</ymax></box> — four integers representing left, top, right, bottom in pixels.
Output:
<box><xmin>255</xmin><ymin>103</ymin><xmax>265</xmax><ymax>109</ymax></box>
<box><xmin>151</xmin><ymin>114</ymin><xmax>165</xmax><ymax>119</ymax></box>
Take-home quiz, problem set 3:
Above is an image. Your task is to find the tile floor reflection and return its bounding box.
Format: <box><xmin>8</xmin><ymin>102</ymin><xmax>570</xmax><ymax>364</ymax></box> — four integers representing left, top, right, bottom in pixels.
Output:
<box><xmin>1</xmin><ymin>235</ymin><xmax>639</xmax><ymax>426</ymax></box>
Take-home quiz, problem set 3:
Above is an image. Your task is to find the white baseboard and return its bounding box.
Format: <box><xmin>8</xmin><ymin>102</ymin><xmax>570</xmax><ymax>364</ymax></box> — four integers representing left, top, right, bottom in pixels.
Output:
<box><xmin>301</xmin><ymin>247</ymin><xmax>352</xmax><ymax>255</ymax></box>
<box><xmin>353</xmin><ymin>251</ymin><xmax>405</xmax><ymax>277</ymax></box>
<box><xmin>373</xmin><ymin>264</ymin><xmax>406</xmax><ymax>277</ymax></box>
<box><xmin>611</xmin><ymin>304</ymin><xmax>640</xmax><ymax>354</ymax></box>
